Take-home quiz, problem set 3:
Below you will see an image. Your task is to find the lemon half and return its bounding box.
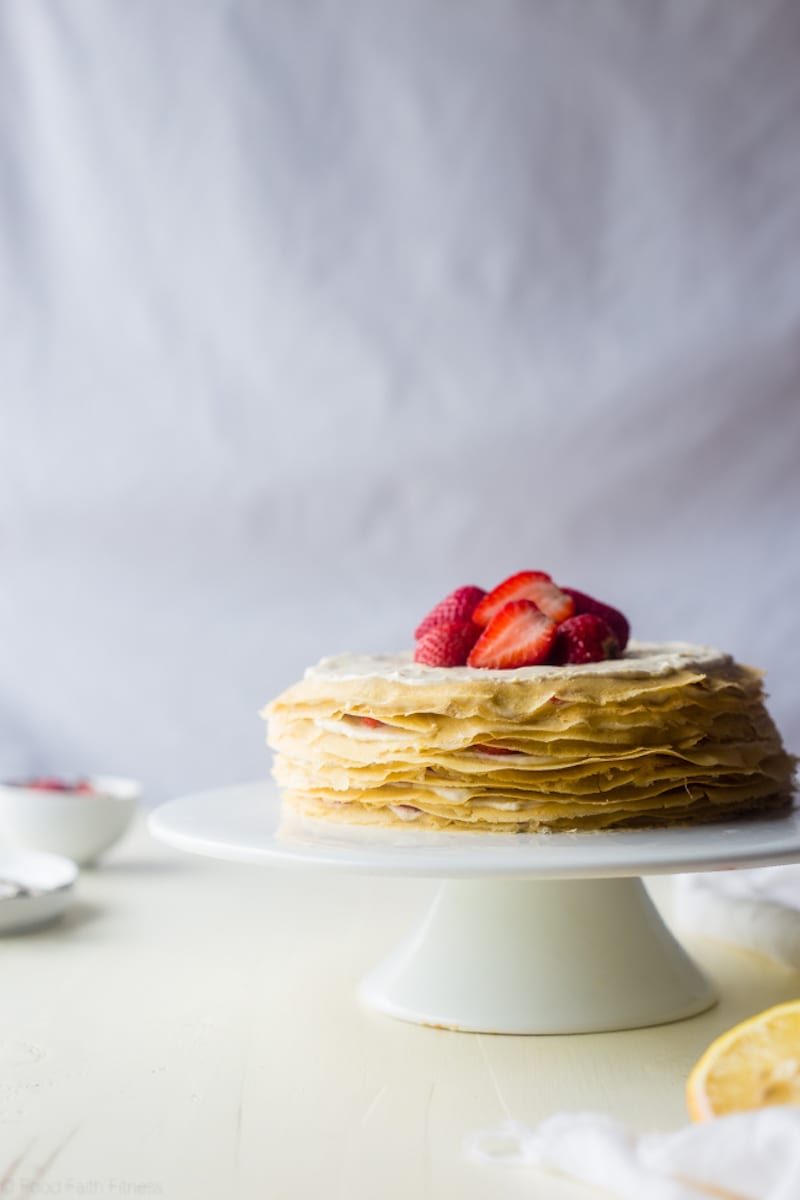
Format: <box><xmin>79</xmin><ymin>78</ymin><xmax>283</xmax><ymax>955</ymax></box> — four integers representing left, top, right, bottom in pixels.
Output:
<box><xmin>687</xmin><ymin>1000</ymin><xmax>800</xmax><ymax>1121</ymax></box>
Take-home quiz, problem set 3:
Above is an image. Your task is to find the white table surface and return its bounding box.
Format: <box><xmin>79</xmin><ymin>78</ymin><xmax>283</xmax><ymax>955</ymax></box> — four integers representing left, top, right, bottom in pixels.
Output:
<box><xmin>2</xmin><ymin>815</ymin><xmax>799</xmax><ymax>1200</ymax></box>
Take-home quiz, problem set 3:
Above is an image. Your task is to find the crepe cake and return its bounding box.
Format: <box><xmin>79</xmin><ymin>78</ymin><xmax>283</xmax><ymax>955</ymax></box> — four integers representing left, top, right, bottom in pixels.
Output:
<box><xmin>263</xmin><ymin>573</ymin><xmax>796</xmax><ymax>833</ymax></box>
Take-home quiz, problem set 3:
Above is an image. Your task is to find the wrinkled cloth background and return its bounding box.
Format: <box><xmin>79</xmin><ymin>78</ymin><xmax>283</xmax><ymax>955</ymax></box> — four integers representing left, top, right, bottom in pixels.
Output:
<box><xmin>1</xmin><ymin>1</ymin><xmax>798</xmax><ymax>803</ymax></box>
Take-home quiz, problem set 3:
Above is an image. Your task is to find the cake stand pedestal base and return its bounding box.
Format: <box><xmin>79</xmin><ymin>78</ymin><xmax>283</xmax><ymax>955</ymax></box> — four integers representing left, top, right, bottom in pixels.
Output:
<box><xmin>359</xmin><ymin>876</ymin><xmax>716</xmax><ymax>1034</ymax></box>
<box><xmin>150</xmin><ymin>784</ymin><xmax>800</xmax><ymax>1033</ymax></box>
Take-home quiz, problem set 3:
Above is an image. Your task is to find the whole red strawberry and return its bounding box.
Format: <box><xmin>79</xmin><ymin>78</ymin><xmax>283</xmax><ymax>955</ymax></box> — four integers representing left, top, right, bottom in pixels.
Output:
<box><xmin>551</xmin><ymin>613</ymin><xmax>620</xmax><ymax>665</ymax></box>
<box><xmin>414</xmin><ymin>621</ymin><xmax>482</xmax><ymax>667</ymax></box>
<box><xmin>414</xmin><ymin>585</ymin><xmax>487</xmax><ymax>641</ymax></box>
<box><xmin>561</xmin><ymin>588</ymin><xmax>630</xmax><ymax>650</ymax></box>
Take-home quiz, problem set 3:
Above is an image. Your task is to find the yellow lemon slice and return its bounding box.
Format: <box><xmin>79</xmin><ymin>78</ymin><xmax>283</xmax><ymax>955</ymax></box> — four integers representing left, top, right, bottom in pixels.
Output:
<box><xmin>687</xmin><ymin>1000</ymin><xmax>800</xmax><ymax>1121</ymax></box>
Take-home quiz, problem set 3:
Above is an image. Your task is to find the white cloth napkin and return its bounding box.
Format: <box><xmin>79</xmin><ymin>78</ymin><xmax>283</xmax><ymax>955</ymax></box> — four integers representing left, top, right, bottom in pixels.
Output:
<box><xmin>468</xmin><ymin>1108</ymin><xmax>800</xmax><ymax>1199</ymax></box>
<box><xmin>672</xmin><ymin>866</ymin><xmax>800</xmax><ymax>968</ymax></box>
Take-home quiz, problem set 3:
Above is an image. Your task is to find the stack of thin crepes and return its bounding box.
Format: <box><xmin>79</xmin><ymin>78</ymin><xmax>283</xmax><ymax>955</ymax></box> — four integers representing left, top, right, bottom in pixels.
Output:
<box><xmin>263</xmin><ymin>642</ymin><xmax>796</xmax><ymax>832</ymax></box>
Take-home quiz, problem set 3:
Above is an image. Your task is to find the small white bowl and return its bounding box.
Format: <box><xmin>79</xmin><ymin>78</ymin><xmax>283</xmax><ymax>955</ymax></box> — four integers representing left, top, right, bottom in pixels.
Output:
<box><xmin>0</xmin><ymin>849</ymin><xmax>78</xmax><ymax>933</ymax></box>
<box><xmin>0</xmin><ymin>775</ymin><xmax>140</xmax><ymax>866</ymax></box>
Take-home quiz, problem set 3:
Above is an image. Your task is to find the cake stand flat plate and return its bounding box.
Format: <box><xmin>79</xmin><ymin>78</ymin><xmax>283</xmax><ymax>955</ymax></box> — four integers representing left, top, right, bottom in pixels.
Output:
<box><xmin>149</xmin><ymin>782</ymin><xmax>800</xmax><ymax>880</ymax></box>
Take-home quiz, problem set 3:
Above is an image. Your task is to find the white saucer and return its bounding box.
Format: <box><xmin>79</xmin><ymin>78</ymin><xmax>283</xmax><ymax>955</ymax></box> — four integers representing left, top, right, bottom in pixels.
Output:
<box><xmin>0</xmin><ymin>849</ymin><xmax>78</xmax><ymax>934</ymax></box>
<box><xmin>149</xmin><ymin>784</ymin><xmax>800</xmax><ymax>1035</ymax></box>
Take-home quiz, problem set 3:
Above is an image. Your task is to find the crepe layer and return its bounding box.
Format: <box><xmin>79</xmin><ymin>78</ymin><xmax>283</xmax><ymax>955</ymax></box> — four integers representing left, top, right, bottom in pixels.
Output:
<box><xmin>263</xmin><ymin>642</ymin><xmax>796</xmax><ymax>832</ymax></box>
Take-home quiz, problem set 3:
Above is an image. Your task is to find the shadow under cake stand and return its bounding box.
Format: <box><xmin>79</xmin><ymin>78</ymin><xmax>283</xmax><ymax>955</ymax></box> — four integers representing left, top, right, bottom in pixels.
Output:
<box><xmin>149</xmin><ymin>783</ymin><xmax>800</xmax><ymax>1035</ymax></box>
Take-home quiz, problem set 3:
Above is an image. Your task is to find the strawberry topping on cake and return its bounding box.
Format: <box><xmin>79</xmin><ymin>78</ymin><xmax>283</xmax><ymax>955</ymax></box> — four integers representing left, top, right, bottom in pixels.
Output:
<box><xmin>551</xmin><ymin>613</ymin><xmax>620</xmax><ymax>665</ymax></box>
<box><xmin>414</xmin><ymin>620</ymin><xmax>482</xmax><ymax>667</ymax></box>
<box><xmin>467</xmin><ymin>600</ymin><xmax>557</xmax><ymax>669</ymax></box>
<box><xmin>561</xmin><ymin>588</ymin><xmax>630</xmax><ymax>651</ymax></box>
<box><xmin>414</xmin><ymin>586</ymin><xmax>486</xmax><ymax>640</ymax></box>
<box><xmin>413</xmin><ymin>572</ymin><xmax>630</xmax><ymax>669</ymax></box>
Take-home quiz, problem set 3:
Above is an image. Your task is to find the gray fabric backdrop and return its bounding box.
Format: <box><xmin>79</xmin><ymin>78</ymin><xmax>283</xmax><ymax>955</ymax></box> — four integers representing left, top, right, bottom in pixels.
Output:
<box><xmin>1</xmin><ymin>0</ymin><xmax>798</xmax><ymax>803</ymax></box>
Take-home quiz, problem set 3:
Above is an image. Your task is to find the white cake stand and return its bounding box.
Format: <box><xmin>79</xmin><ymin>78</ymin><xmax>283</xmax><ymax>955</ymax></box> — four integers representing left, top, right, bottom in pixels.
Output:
<box><xmin>149</xmin><ymin>783</ymin><xmax>800</xmax><ymax>1035</ymax></box>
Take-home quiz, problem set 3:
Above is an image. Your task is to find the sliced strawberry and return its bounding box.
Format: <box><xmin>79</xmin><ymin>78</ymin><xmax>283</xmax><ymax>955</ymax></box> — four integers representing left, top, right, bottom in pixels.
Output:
<box><xmin>473</xmin><ymin>571</ymin><xmax>573</xmax><ymax>626</ymax></box>
<box><xmin>414</xmin><ymin>585</ymin><xmax>486</xmax><ymax>640</ymax></box>
<box><xmin>467</xmin><ymin>600</ymin><xmax>557</xmax><ymax>669</ymax></box>
<box><xmin>551</xmin><ymin>613</ymin><xmax>620</xmax><ymax>665</ymax></box>
<box><xmin>414</xmin><ymin>620</ymin><xmax>482</xmax><ymax>667</ymax></box>
<box><xmin>525</xmin><ymin>579</ymin><xmax>574</xmax><ymax>623</ymax></box>
<box><xmin>360</xmin><ymin>716</ymin><xmax>385</xmax><ymax>728</ymax></box>
<box><xmin>561</xmin><ymin>588</ymin><xmax>630</xmax><ymax>650</ymax></box>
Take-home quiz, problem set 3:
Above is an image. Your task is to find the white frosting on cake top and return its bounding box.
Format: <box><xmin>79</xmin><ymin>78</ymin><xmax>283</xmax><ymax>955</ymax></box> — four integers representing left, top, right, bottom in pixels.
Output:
<box><xmin>304</xmin><ymin>640</ymin><xmax>729</xmax><ymax>685</ymax></box>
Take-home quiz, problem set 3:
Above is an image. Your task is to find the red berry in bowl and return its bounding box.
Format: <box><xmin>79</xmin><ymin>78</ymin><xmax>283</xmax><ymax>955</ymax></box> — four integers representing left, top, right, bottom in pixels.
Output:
<box><xmin>10</xmin><ymin>777</ymin><xmax>96</xmax><ymax>794</ymax></box>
